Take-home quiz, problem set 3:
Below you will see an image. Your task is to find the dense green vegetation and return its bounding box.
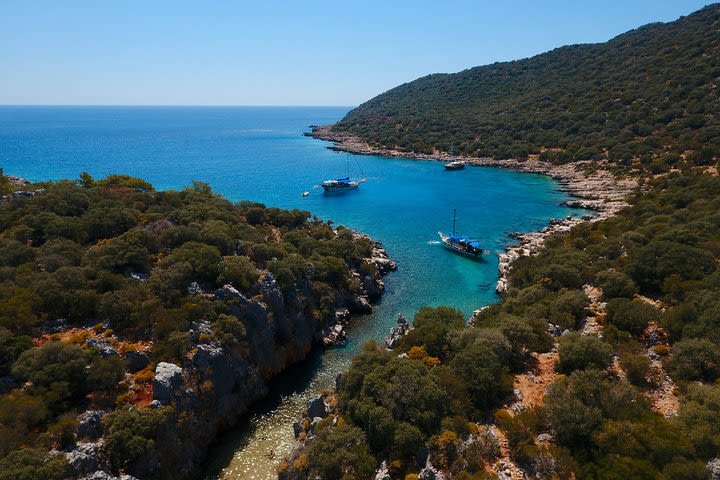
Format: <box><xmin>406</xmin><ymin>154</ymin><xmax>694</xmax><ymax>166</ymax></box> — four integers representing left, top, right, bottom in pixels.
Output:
<box><xmin>291</xmin><ymin>173</ymin><xmax>720</xmax><ymax>480</ymax></box>
<box><xmin>333</xmin><ymin>5</ymin><xmax>720</xmax><ymax>172</ymax></box>
<box><xmin>0</xmin><ymin>172</ymin><xmax>378</xmax><ymax>479</ymax></box>
<box><xmin>0</xmin><ymin>169</ymin><xmax>12</xmax><ymax>195</ymax></box>
<box><xmin>283</xmin><ymin>6</ymin><xmax>720</xmax><ymax>479</ymax></box>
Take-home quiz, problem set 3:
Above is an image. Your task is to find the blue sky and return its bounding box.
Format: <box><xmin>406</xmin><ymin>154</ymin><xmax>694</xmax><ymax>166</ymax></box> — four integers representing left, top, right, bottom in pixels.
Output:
<box><xmin>0</xmin><ymin>1</ymin><xmax>710</xmax><ymax>105</ymax></box>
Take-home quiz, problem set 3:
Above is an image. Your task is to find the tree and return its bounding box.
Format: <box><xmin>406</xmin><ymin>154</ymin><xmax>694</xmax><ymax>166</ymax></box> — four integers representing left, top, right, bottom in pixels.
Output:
<box><xmin>596</xmin><ymin>270</ymin><xmax>637</xmax><ymax>300</ymax></box>
<box><xmin>102</xmin><ymin>406</ymin><xmax>175</xmax><ymax>472</ymax></box>
<box><xmin>306</xmin><ymin>424</ymin><xmax>377</xmax><ymax>480</ymax></box>
<box><xmin>211</xmin><ymin>314</ymin><xmax>247</xmax><ymax>347</ymax></box>
<box><xmin>620</xmin><ymin>353</ymin><xmax>652</xmax><ymax>387</ymax></box>
<box><xmin>0</xmin><ymin>168</ymin><xmax>12</xmax><ymax>195</ymax></box>
<box><xmin>666</xmin><ymin>338</ymin><xmax>720</xmax><ymax>382</ymax></box>
<box><xmin>676</xmin><ymin>384</ymin><xmax>720</xmax><ymax>459</ymax></box>
<box><xmin>87</xmin><ymin>355</ymin><xmax>126</xmax><ymax>393</ymax></box>
<box><xmin>626</xmin><ymin>241</ymin><xmax>715</xmax><ymax>293</ymax></box>
<box><xmin>604</xmin><ymin>298</ymin><xmax>659</xmax><ymax>335</ymax></box>
<box><xmin>428</xmin><ymin>430</ymin><xmax>460</xmax><ymax>470</ymax></box>
<box><xmin>0</xmin><ymin>448</ymin><xmax>67</xmax><ymax>480</ymax></box>
<box><xmin>557</xmin><ymin>333</ymin><xmax>613</xmax><ymax>373</ymax></box>
<box><xmin>399</xmin><ymin>306</ymin><xmax>465</xmax><ymax>359</ymax></box>
<box><xmin>158</xmin><ymin>241</ymin><xmax>222</xmax><ymax>283</ymax></box>
<box><xmin>544</xmin><ymin>370</ymin><xmax>641</xmax><ymax>449</ymax></box>
<box><xmin>450</xmin><ymin>343</ymin><xmax>510</xmax><ymax>412</ymax></box>
<box><xmin>11</xmin><ymin>341</ymin><xmax>89</xmax><ymax>406</ymax></box>
<box><xmin>217</xmin><ymin>255</ymin><xmax>259</xmax><ymax>291</ymax></box>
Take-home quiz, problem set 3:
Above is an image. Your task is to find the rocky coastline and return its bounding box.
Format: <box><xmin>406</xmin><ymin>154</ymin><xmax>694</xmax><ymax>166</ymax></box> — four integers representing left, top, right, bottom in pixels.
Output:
<box><xmin>61</xmin><ymin>237</ymin><xmax>395</xmax><ymax>480</ymax></box>
<box><xmin>308</xmin><ymin>125</ymin><xmax>636</xmax><ymax>294</ymax></box>
<box><xmin>277</xmin><ymin>127</ymin><xmax>639</xmax><ymax>480</ymax></box>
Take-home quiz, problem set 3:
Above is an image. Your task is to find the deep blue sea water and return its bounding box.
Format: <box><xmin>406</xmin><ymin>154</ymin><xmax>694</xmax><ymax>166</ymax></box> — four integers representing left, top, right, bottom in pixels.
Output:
<box><xmin>0</xmin><ymin>106</ymin><xmax>584</xmax><ymax>479</ymax></box>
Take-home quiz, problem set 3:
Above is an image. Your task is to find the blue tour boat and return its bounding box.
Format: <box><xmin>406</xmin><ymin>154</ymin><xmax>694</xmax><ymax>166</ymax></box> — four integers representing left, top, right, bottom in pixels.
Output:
<box><xmin>322</xmin><ymin>155</ymin><xmax>366</xmax><ymax>192</ymax></box>
<box><xmin>438</xmin><ymin>209</ymin><xmax>486</xmax><ymax>259</ymax></box>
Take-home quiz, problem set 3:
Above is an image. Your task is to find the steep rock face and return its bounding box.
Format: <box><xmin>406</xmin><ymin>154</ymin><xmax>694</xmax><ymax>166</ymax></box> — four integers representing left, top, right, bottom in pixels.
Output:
<box><xmin>153</xmin><ymin>362</ymin><xmax>183</xmax><ymax>404</ymax></box>
<box><xmin>106</xmin><ymin>242</ymin><xmax>395</xmax><ymax>479</ymax></box>
<box><xmin>76</xmin><ymin>410</ymin><xmax>105</xmax><ymax>440</ymax></box>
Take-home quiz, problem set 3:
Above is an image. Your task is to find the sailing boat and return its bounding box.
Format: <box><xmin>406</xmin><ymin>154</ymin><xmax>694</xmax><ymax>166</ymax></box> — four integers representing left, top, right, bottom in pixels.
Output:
<box><xmin>443</xmin><ymin>141</ymin><xmax>465</xmax><ymax>170</ymax></box>
<box><xmin>438</xmin><ymin>209</ymin><xmax>485</xmax><ymax>259</ymax></box>
<box><xmin>321</xmin><ymin>155</ymin><xmax>367</xmax><ymax>192</ymax></box>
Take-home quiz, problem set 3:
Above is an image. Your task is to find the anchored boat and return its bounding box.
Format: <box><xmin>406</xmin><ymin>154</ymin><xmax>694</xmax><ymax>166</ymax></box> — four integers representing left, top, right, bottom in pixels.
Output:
<box><xmin>321</xmin><ymin>155</ymin><xmax>366</xmax><ymax>192</ymax></box>
<box><xmin>443</xmin><ymin>161</ymin><xmax>465</xmax><ymax>170</ymax></box>
<box><xmin>443</xmin><ymin>141</ymin><xmax>465</xmax><ymax>170</ymax></box>
<box><xmin>438</xmin><ymin>209</ymin><xmax>486</xmax><ymax>259</ymax></box>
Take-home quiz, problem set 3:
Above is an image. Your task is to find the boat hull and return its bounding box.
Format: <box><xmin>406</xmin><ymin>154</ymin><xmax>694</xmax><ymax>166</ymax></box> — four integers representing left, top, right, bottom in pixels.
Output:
<box><xmin>444</xmin><ymin>162</ymin><xmax>465</xmax><ymax>170</ymax></box>
<box><xmin>438</xmin><ymin>232</ymin><xmax>485</xmax><ymax>260</ymax></box>
<box><xmin>322</xmin><ymin>183</ymin><xmax>359</xmax><ymax>192</ymax></box>
<box><xmin>441</xmin><ymin>242</ymin><xmax>482</xmax><ymax>259</ymax></box>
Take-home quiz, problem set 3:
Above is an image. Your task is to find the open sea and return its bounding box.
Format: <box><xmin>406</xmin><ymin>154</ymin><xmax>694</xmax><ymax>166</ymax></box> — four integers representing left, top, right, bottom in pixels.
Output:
<box><xmin>0</xmin><ymin>106</ymin><xmax>585</xmax><ymax>479</ymax></box>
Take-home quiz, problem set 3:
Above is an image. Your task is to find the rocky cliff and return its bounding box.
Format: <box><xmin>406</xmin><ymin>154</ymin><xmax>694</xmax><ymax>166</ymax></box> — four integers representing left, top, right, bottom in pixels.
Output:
<box><xmin>58</xmin><ymin>241</ymin><xmax>395</xmax><ymax>480</ymax></box>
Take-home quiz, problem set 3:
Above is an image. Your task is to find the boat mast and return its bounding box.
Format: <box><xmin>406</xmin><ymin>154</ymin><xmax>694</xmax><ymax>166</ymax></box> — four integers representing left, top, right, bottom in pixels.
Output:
<box><xmin>452</xmin><ymin>209</ymin><xmax>456</xmax><ymax>235</ymax></box>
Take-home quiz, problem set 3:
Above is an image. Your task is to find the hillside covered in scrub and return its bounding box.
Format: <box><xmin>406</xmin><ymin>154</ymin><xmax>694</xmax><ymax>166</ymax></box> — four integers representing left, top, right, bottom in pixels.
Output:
<box><xmin>280</xmin><ymin>4</ymin><xmax>720</xmax><ymax>480</ymax></box>
<box><xmin>332</xmin><ymin>4</ymin><xmax>720</xmax><ymax>172</ymax></box>
<box><xmin>0</xmin><ymin>171</ymin><xmax>392</xmax><ymax>479</ymax></box>
<box><xmin>280</xmin><ymin>173</ymin><xmax>720</xmax><ymax>480</ymax></box>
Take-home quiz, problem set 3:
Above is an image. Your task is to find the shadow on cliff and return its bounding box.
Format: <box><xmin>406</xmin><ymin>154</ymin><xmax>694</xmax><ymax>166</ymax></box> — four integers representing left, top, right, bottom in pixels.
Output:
<box><xmin>201</xmin><ymin>348</ymin><xmax>325</xmax><ymax>477</ymax></box>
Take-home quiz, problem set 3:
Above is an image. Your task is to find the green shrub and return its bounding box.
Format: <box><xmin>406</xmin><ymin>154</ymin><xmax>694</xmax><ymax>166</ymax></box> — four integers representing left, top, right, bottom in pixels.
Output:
<box><xmin>102</xmin><ymin>406</ymin><xmax>175</xmax><ymax>472</ymax></box>
<box><xmin>0</xmin><ymin>448</ymin><xmax>67</xmax><ymax>480</ymax></box>
<box><xmin>666</xmin><ymin>338</ymin><xmax>720</xmax><ymax>382</ymax></box>
<box><xmin>626</xmin><ymin>241</ymin><xmax>715</xmax><ymax>293</ymax></box>
<box><xmin>11</xmin><ymin>341</ymin><xmax>89</xmax><ymax>406</ymax></box>
<box><xmin>306</xmin><ymin>424</ymin><xmax>376</xmax><ymax>480</ymax></box>
<box><xmin>676</xmin><ymin>384</ymin><xmax>720</xmax><ymax>459</ymax></box>
<box><xmin>399</xmin><ymin>306</ymin><xmax>465</xmax><ymax>359</ymax></box>
<box><xmin>595</xmin><ymin>270</ymin><xmax>637</xmax><ymax>300</ymax></box>
<box><xmin>605</xmin><ymin>298</ymin><xmax>659</xmax><ymax>335</ymax></box>
<box><xmin>619</xmin><ymin>353</ymin><xmax>652</xmax><ymax>387</ymax></box>
<box><xmin>217</xmin><ymin>255</ymin><xmax>258</xmax><ymax>291</ymax></box>
<box><xmin>557</xmin><ymin>333</ymin><xmax>612</xmax><ymax>373</ymax></box>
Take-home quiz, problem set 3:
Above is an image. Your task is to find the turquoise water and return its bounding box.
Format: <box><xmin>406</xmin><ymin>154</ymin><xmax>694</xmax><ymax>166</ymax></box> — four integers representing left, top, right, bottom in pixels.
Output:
<box><xmin>0</xmin><ymin>106</ymin><xmax>584</xmax><ymax>479</ymax></box>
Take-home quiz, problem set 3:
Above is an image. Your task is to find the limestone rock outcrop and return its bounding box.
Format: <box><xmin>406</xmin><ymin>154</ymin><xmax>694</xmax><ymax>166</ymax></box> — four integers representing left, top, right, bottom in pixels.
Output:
<box><xmin>152</xmin><ymin>362</ymin><xmax>183</xmax><ymax>404</ymax></box>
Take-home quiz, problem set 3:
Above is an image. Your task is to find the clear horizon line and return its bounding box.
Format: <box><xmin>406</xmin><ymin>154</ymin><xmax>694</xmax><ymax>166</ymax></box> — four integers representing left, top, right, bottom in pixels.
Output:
<box><xmin>0</xmin><ymin>103</ymin><xmax>357</xmax><ymax>108</ymax></box>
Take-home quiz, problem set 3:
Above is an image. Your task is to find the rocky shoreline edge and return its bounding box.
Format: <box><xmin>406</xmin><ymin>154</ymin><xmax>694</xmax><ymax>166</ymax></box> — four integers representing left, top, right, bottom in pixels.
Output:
<box><xmin>308</xmin><ymin>125</ymin><xmax>637</xmax><ymax>295</ymax></box>
<box><xmin>0</xmin><ymin>172</ymin><xmax>398</xmax><ymax>480</ymax></box>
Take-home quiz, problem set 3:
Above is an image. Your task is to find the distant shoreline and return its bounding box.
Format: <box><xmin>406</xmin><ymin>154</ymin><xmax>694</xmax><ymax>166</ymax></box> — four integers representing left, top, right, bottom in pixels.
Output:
<box><xmin>308</xmin><ymin>125</ymin><xmax>637</xmax><ymax>294</ymax></box>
